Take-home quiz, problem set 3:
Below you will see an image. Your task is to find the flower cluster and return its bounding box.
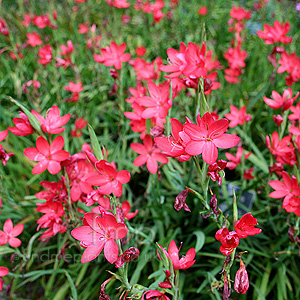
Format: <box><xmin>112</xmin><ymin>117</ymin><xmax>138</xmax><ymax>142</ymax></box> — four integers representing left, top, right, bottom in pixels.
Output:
<box><xmin>215</xmin><ymin>213</ymin><xmax>262</xmax><ymax>255</ymax></box>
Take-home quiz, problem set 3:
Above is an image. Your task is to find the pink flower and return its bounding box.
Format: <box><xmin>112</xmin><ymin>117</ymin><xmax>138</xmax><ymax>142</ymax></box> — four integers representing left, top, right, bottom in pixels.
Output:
<box><xmin>269</xmin><ymin>171</ymin><xmax>300</xmax><ymax>201</ymax></box>
<box><xmin>263</xmin><ymin>88</ymin><xmax>299</xmax><ymax>111</ymax></box>
<box><xmin>257</xmin><ymin>20</ymin><xmax>293</xmax><ymax>45</ymax></box>
<box><xmin>38</xmin><ymin>45</ymin><xmax>52</xmax><ymax>65</ymax></box>
<box><xmin>26</xmin><ymin>32</ymin><xmax>43</xmax><ymax>47</ymax></box>
<box><xmin>0</xmin><ymin>267</ymin><xmax>9</xmax><ymax>291</ymax></box>
<box><xmin>87</xmin><ymin>160</ymin><xmax>130</xmax><ymax>197</ymax></box>
<box><xmin>131</xmin><ymin>134</ymin><xmax>168</xmax><ymax>174</ymax></box>
<box><xmin>159</xmin><ymin>240</ymin><xmax>196</xmax><ymax>270</ymax></box>
<box><xmin>225</xmin><ymin>105</ymin><xmax>252</xmax><ymax>128</ymax></box>
<box><xmin>71</xmin><ymin>212</ymin><xmax>128</xmax><ymax>263</ymax></box>
<box><xmin>32</xmin><ymin>105</ymin><xmax>71</xmax><ymax>134</ymax></box>
<box><xmin>225</xmin><ymin>147</ymin><xmax>251</xmax><ymax>170</ymax></box>
<box><xmin>0</xmin><ymin>218</ymin><xmax>23</xmax><ymax>247</ymax></box>
<box><xmin>24</xmin><ymin>136</ymin><xmax>70</xmax><ymax>174</ymax></box>
<box><xmin>8</xmin><ymin>111</ymin><xmax>34</xmax><ymax>136</ymax></box>
<box><xmin>184</xmin><ymin>112</ymin><xmax>240</xmax><ymax>165</ymax></box>
<box><xmin>94</xmin><ymin>41</ymin><xmax>131</xmax><ymax>69</ymax></box>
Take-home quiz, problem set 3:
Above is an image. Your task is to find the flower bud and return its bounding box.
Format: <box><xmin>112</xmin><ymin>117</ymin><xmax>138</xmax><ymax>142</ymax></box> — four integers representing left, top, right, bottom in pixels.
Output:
<box><xmin>234</xmin><ymin>260</ymin><xmax>249</xmax><ymax>294</ymax></box>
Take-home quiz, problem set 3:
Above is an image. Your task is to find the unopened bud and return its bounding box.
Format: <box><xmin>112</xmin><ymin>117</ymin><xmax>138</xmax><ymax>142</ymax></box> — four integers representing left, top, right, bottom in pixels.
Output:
<box><xmin>234</xmin><ymin>260</ymin><xmax>249</xmax><ymax>294</ymax></box>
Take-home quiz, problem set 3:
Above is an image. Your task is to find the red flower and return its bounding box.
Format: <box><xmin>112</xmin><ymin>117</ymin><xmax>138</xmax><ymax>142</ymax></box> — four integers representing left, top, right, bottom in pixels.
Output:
<box><xmin>8</xmin><ymin>111</ymin><xmax>34</xmax><ymax>136</ymax></box>
<box><xmin>277</xmin><ymin>52</ymin><xmax>300</xmax><ymax>86</ymax></box>
<box><xmin>225</xmin><ymin>105</ymin><xmax>252</xmax><ymax>128</ymax></box>
<box><xmin>154</xmin><ymin>118</ymin><xmax>191</xmax><ymax>162</ymax></box>
<box><xmin>121</xmin><ymin>201</ymin><xmax>138</xmax><ymax>220</ymax></box>
<box><xmin>198</xmin><ymin>6</ymin><xmax>208</xmax><ymax>15</ymax></box>
<box><xmin>266</xmin><ymin>132</ymin><xmax>294</xmax><ymax>157</ymax></box>
<box><xmin>94</xmin><ymin>41</ymin><xmax>131</xmax><ymax>69</ymax></box>
<box><xmin>243</xmin><ymin>168</ymin><xmax>254</xmax><ymax>180</ymax></box>
<box><xmin>131</xmin><ymin>134</ymin><xmax>168</xmax><ymax>174</ymax></box>
<box><xmin>0</xmin><ymin>130</ymin><xmax>8</xmax><ymax>142</ymax></box>
<box><xmin>257</xmin><ymin>21</ymin><xmax>293</xmax><ymax>45</ymax></box>
<box><xmin>38</xmin><ymin>45</ymin><xmax>52</xmax><ymax>65</ymax></box>
<box><xmin>215</xmin><ymin>228</ymin><xmax>239</xmax><ymax>256</ymax></box>
<box><xmin>115</xmin><ymin>247</ymin><xmax>139</xmax><ymax>268</ymax></box>
<box><xmin>78</xmin><ymin>23</ymin><xmax>89</xmax><ymax>34</ymax></box>
<box><xmin>234</xmin><ymin>260</ymin><xmax>249</xmax><ymax>294</ymax></box>
<box><xmin>234</xmin><ymin>213</ymin><xmax>262</xmax><ymax>238</ymax></box>
<box><xmin>159</xmin><ymin>240</ymin><xmax>196</xmax><ymax>270</ymax></box>
<box><xmin>87</xmin><ymin>160</ymin><xmax>130</xmax><ymax>197</ymax></box>
<box><xmin>207</xmin><ymin>159</ymin><xmax>227</xmax><ymax>185</ymax></box>
<box><xmin>60</xmin><ymin>40</ymin><xmax>74</xmax><ymax>56</ymax></box>
<box><xmin>22</xmin><ymin>14</ymin><xmax>31</xmax><ymax>27</ymax></box>
<box><xmin>24</xmin><ymin>136</ymin><xmax>70</xmax><ymax>174</ymax></box>
<box><xmin>229</xmin><ymin>5</ymin><xmax>251</xmax><ymax>21</ymax></box>
<box><xmin>26</xmin><ymin>32</ymin><xmax>42</xmax><ymax>47</ymax></box>
<box><xmin>0</xmin><ymin>267</ymin><xmax>9</xmax><ymax>291</ymax></box>
<box><xmin>0</xmin><ymin>18</ymin><xmax>9</xmax><ymax>35</ymax></box>
<box><xmin>0</xmin><ymin>218</ymin><xmax>23</xmax><ymax>247</ymax></box>
<box><xmin>71</xmin><ymin>212</ymin><xmax>128</xmax><ymax>263</ymax></box>
<box><xmin>225</xmin><ymin>147</ymin><xmax>251</xmax><ymax>170</ymax></box>
<box><xmin>136</xmin><ymin>46</ymin><xmax>146</xmax><ymax>56</ymax></box>
<box><xmin>184</xmin><ymin>112</ymin><xmax>240</xmax><ymax>165</ymax></box>
<box><xmin>32</xmin><ymin>105</ymin><xmax>71</xmax><ymax>134</ymax></box>
<box><xmin>263</xmin><ymin>88</ymin><xmax>299</xmax><ymax>111</ymax></box>
<box><xmin>142</xmin><ymin>290</ymin><xmax>170</xmax><ymax>300</ymax></box>
<box><xmin>37</xmin><ymin>200</ymin><xmax>67</xmax><ymax>241</ymax></box>
<box><xmin>289</xmin><ymin>103</ymin><xmax>300</xmax><ymax>121</ymax></box>
<box><xmin>224</xmin><ymin>46</ymin><xmax>247</xmax><ymax>70</ymax></box>
<box><xmin>32</xmin><ymin>14</ymin><xmax>52</xmax><ymax>28</ymax></box>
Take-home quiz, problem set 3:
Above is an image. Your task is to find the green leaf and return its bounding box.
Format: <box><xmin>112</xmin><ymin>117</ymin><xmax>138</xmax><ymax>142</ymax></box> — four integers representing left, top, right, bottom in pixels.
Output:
<box><xmin>194</xmin><ymin>231</ymin><xmax>205</xmax><ymax>252</ymax></box>
<box><xmin>7</xmin><ymin>96</ymin><xmax>41</xmax><ymax>132</ymax></box>
<box><xmin>64</xmin><ymin>270</ymin><xmax>78</xmax><ymax>300</ymax></box>
<box><xmin>88</xmin><ymin>124</ymin><xmax>103</xmax><ymax>161</ymax></box>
